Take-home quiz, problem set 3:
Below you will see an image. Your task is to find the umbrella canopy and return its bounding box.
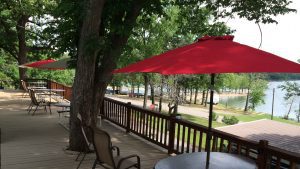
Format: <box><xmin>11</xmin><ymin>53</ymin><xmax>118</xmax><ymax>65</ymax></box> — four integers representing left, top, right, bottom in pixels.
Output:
<box><xmin>19</xmin><ymin>59</ymin><xmax>56</xmax><ymax>69</ymax></box>
<box><xmin>114</xmin><ymin>35</ymin><xmax>300</xmax><ymax>74</ymax></box>
<box><xmin>38</xmin><ymin>58</ymin><xmax>70</xmax><ymax>70</ymax></box>
<box><xmin>114</xmin><ymin>35</ymin><xmax>300</xmax><ymax>169</ymax></box>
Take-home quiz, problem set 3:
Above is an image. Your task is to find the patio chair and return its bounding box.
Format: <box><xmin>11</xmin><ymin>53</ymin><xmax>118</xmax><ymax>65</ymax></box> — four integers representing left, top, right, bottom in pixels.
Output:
<box><xmin>28</xmin><ymin>89</ymin><xmax>51</xmax><ymax>115</ymax></box>
<box><xmin>91</xmin><ymin>128</ymin><xmax>141</xmax><ymax>169</ymax></box>
<box><xmin>21</xmin><ymin>80</ymin><xmax>30</xmax><ymax>98</ymax></box>
<box><xmin>75</xmin><ymin>114</ymin><xmax>94</xmax><ymax>169</ymax></box>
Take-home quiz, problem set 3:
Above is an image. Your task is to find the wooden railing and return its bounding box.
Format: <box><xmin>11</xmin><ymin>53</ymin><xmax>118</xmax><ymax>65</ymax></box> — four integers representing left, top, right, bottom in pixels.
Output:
<box><xmin>48</xmin><ymin>81</ymin><xmax>72</xmax><ymax>101</ymax></box>
<box><xmin>25</xmin><ymin>79</ymin><xmax>72</xmax><ymax>101</ymax></box>
<box><xmin>26</xmin><ymin>80</ymin><xmax>299</xmax><ymax>168</ymax></box>
<box><xmin>102</xmin><ymin>97</ymin><xmax>300</xmax><ymax>169</ymax></box>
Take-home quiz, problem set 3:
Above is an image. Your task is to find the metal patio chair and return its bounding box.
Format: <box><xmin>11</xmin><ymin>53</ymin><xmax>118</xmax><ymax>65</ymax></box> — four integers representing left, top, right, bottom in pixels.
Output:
<box><xmin>28</xmin><ymin>89</ymin><xmax>51</xmax><ymax>115</ymax></box>
<box><xmin>92</xmin><ymin>128</ymin><xmax>141</xmax><ymax>169</ymax></box>
<box><xmin>75</xmin><ymin>115</ymin><xmax>94</xmax><ymax>169</ymax></box>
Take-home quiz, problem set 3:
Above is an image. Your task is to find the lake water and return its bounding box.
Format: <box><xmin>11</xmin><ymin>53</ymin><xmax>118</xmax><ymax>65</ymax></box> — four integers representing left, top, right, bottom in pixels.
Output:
<box><xmin>219</xmin><ymin>81</ymin><xmax>300</xmax><ymax>119</ymax></box>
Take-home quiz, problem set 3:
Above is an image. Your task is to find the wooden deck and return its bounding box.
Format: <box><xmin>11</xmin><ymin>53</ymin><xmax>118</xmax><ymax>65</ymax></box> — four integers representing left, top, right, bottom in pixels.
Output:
<box><xmin>216</xmin><ymin>119</ymin><xmax>300</xmax><ymax>154</ymax></box>
<box><xmin>0</xmin><ymin>90</ymin><xmax>168</xmax><ymax>169</ymax></box>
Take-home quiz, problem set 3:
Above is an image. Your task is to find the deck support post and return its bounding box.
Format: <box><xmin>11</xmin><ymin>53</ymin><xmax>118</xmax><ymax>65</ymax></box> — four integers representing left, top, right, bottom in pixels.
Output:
<box><xmin>257</xmin><ymin>140</ymin><xmax>269</xmax><ymax>169</ymax></box>
<box><xmin>168</xmin><ymin>115</ymin><xmax>176</xmax><ymax>154</ymax></box>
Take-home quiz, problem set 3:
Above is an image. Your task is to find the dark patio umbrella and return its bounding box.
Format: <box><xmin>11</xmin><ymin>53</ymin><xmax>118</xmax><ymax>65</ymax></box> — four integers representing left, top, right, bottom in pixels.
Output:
<box><xmin>114</xmin><ymin>35</ymin><xmax>300</xmax><ymax>169</ymax></box>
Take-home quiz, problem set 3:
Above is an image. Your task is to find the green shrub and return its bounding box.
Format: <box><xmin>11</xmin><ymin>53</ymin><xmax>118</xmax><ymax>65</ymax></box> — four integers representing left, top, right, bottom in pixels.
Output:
<box><xmin>222</xmin><ymin>116</ymin><xmax>239</xmax><ymax>125</ymax></box>
<box><xmin>212</xmin><ymin>112</ymin><xmax>218</xmax><ymax>121</ymax></box>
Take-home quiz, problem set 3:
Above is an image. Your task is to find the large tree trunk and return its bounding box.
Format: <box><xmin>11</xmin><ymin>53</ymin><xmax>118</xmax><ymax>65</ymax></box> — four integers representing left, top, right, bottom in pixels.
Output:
<box><xmin>16</xmin><ymin>15</ymin><xmax>29</xmax><ymax>88</ymax></box>
<box><xmin>70</xmin><ymin>0</ymin><xmax>105</xmax><ymax>151</ymax></box>
<box><xmin>143</xmin><ymin>74</ymin><xmax>149</xmax><ymax>108</ymax></box>
<box><xmin>70</xmin><ymin>0</ymin><xmax>145</xmax><ymax>151</ymax></box>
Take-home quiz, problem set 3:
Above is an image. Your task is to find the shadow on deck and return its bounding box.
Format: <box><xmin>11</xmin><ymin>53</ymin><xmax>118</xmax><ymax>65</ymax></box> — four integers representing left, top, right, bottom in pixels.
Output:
<box><xmin>0</xmin><ymin>90</ymin><xmax>168</xmax><ymax>169</ymax></box>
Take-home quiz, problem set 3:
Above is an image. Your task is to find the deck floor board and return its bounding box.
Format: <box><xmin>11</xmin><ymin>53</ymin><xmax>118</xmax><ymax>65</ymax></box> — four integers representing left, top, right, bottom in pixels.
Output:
<box><xmin>0</xmin><ymin>90</ymin><xmax>168</xmax><ymax>169</ymax></box>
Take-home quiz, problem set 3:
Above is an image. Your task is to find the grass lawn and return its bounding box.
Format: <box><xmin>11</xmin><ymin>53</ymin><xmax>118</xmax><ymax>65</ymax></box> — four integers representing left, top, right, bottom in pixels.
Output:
<box><xmin>216</xmin><ymin>105</ymin><xmax>300</xmax><ymax>126</ymax></box>
<box><xmin>180</xmin><ymin>113</ymin><xmax>226</xmax><ymax>128</ymax></box>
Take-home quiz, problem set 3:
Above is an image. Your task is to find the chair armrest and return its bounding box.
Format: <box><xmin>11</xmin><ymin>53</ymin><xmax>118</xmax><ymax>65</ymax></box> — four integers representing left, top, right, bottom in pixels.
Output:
<box><xmin>112</xmin><ymin>145</ymin><xmax>120</xmax><ymax>156</ymax></box>
<box><xmin>116</xmin><ymin>154</ymin><xmax>140</xmax><ymax>169</ymax></box>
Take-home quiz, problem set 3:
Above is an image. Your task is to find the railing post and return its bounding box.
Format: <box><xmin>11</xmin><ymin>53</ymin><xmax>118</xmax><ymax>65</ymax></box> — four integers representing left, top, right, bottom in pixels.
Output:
<box><xmin>126</xmin><ymin>102</ymin><xmax>131</xmax><ymax>133</ymax></box>
<box><xmin>168</xmin><ymin>115</ymin><xmax>176</xmax><ymax>154</ymax></box>
<box><xmin>257</xmin><ymin>140</ymin><xmax>269</xmax><ymax>169</ymax></box>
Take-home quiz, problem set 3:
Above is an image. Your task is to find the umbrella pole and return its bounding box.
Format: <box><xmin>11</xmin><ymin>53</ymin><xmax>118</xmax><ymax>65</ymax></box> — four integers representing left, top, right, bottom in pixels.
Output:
<box><xmin>205</xmin><ymin>73</ymin><xmax>215</xmax><ymax>169</ymax></box>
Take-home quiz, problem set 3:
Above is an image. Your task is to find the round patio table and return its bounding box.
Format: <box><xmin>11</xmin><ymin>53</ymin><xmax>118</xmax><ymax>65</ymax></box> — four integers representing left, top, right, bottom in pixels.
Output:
<box><xmin>154</xmin><ymin>152</ymin><xmax>257</xmax><ymax>169</ymax></box>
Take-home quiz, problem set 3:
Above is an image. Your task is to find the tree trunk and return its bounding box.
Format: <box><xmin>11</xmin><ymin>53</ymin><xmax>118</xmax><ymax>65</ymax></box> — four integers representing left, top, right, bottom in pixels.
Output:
<box><xmin>204</xmin><ymin>89</ymin><xmax>209</xmax><ymax>107</ymax></box>
<box><xmin>143</xmin><ymin>74</ymin><xmax>149</xmax><ymax>108</ymax></box>
<box><xmin>150</xmin><ymin>82</ymin><xmax>155</xmax><ymax>104</ymax></box>
<box><xmin>137</xmin><ymin>84</ymin><xmax>140</xmax><ymax>98</ymax></box>
<box><xmin>174</xmin><ymin>85</ymin><xmax>180</xmax><ymax>114</ymax></box>
<box><xmin>16</xmin><ymin>15</ymin><xmax>29</xmax><ymax>88</ymax></box>
<box><xmin>285</xmin><ymin>97</ymin><xmax>295</xmax><ymax>119</ymax></box>
<box><xmin>112</xmin><ymin>85</ymin><xmax>115</xmax><ymax>95</ymax></box>
<box><xmin>244</xmin><ymin>75</ymin><xmax>253</xmax><ymax>112</ymax></box>
<box><xmin>201</xmin><ymin>90</ymin><xmax>205</xmax><ymax>105</ymax></box>
<box><xmin>184</xmin><ymin>88</ymin><xmax>187</xmax><ymax>103</ymax></box>
<box><xmin>194</xmin><ymin>88</ymin><xmax>199</xmax><ymax>104</ymax></box>
<box><xmin>244</xmin><ymin>88</ymin><xmax>250</xmax><ymax>112</ymax></box>
<box><xmin>189</xmin><ymin>88</ymin><xmax>193</xmax><ymax>104</ymax></box>
<box><xmin>159</xmin><ymin>76</ymin><xmax>164</xmax><ymax>112</ymax></box>
<box><xmin>70</xmin><ymin>0</ymin><xmax>105</xmax><ymax>151</ymax></box>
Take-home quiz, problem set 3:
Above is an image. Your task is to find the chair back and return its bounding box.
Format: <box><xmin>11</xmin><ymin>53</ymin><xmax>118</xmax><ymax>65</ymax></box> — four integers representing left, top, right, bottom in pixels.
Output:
<box><xmin>21</xmin><ymin>80</ymin><xmax>29</xmax><ymax>91</ymax></box>
<box><xmin>28</xmin><ymin>89</ymin><xmax>39</xmax><ymax>106</ymax></box>
<box><xmin>92</xmin><ymin>128</ymin><xmax>116</xmax><ymax>168</ymax></box>
<box><xmin>77</xmin><ymin>114</ymin><xmax>91</xmax><ymax>146</ymax></box>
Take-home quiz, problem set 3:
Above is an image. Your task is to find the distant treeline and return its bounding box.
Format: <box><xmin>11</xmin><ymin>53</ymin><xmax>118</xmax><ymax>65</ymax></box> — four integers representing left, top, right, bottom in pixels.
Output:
<box><xmin>267</xmin><ymin>73</ymin><xmax>300</xmax><ymax>81</ymax></box>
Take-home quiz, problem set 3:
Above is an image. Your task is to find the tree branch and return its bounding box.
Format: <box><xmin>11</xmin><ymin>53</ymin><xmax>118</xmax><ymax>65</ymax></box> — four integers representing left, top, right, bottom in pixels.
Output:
<box><xmin>0</xmin><ymin>44</ymin><xmax>18</xmax><ymax>60</ymax></box>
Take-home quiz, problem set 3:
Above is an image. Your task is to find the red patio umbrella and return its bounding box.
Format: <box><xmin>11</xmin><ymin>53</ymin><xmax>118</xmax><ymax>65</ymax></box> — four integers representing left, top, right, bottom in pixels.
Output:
<box><xmin>114</xmin><ymin>35</ymin><xmax>300</xmax><ymax>169</ymax></box>
<box><xmin>19</xmin><ymin>59</ymin><xmax>56</xmax><ymax>69</ymax></box>
<box><xmin>114</xmin><ymin>35</ymin><xmax>300</xmax><ymax>74</ymax></box>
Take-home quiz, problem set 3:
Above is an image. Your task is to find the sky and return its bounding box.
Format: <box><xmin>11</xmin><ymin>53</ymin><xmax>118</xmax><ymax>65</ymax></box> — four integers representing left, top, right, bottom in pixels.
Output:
<box><xmin>226</xmin><ymin>0</ymin><xmax>300</xmax><ymax>62</ymax></box>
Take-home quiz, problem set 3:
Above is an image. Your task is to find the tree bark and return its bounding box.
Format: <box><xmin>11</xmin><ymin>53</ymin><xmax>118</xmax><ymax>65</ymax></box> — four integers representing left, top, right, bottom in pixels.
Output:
<box><xmin>194</xmin><ymin>88</ymin><xmax>199</xmax><ymax>104</ymax></box>
<box><xmin>70</xmin><ymin>0</ymin><xmax>105</xmax><ymax>151</ymax></box>
<box><xmin>16</xmin><ymin>15</ymin><xmax>29</xmax><ymax>87</ymax></box>
<box><xmin>143</xmin><ymin>74</ymin><xmax>149</xmax><ymax>108</ymax></box>
<box><xmin>189</xmin><ymin>88</ymin><xmax>193</xmax><ymax>104</ymax></box>
<box><xmin>204</xmin><ymin>89</ymin><xmax>209</xmax><ymax>107</ymax></box>
<box><xmin>150</xmin><ymin>81</ymin><xmax>155</xmax><ymax>104</ymax></box>
<box><xmin>70</xmin><ymin>0</ymin><xmax>146</xmax><ymax>151</ymax></box>
<box><xmin>159</xmin><ymin>76</ymin><xmax>164</xmax><ymax>112</ymax></box>
<box><xmin>201</xmin><ymin>90</ymin><xmax>205</xmax><ymax>105</ymax></box>
<box><xmin>137</xmin><ymin>84</ymin><xmax>140</xmax><ymax>98</ymax></box>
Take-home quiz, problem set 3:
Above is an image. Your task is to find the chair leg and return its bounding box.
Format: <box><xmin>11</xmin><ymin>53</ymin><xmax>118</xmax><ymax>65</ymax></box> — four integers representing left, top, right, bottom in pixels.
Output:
<box><xmin>76</xmin><ymin>152</ymin><xmax>87</xmax><ymax>169</ymax></box>
<box><xmin>44</xmin><ymin>105</ymin><xmax>48</xmax><ymax>113</ymax></box>
<box><xmin>32</xmin><ymin>105</ymin><xmax>39</xmax><ymax>116</ymax></box>
<box><xmin>49</xmin><ymin>105</ymin><xmax>52</xmax><ymax>115</ymax></box>
<box><xmin>27</xmin><ymin>103</ymin><xmax>33</xmax><ymax>111</ymax></box>
<box><xmin>92</xmin><ymin>160</ymin><xmax>97</xmax><ymax>169</ymax></box>
<box><xmin>27</xmin><ymin>104</ymin><xmax>33</xmax><ymax>114</ymax></box>
<box><xmin>75</xmin><ymin>151</ymin><xmax>82</xmax><ymax>161</ymax></box>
